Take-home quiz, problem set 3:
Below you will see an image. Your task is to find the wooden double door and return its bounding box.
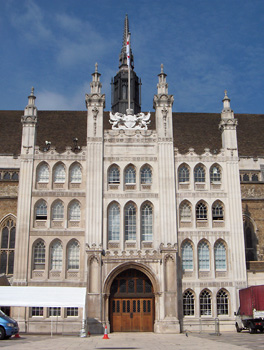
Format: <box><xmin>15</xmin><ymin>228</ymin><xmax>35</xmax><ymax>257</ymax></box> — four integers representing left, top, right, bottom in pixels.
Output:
<box><xmin>109</xmin><ymin>269</ymin><xmax>154</xmax><ymax>332</ymax></box>
<box><xmin>110</xmin><ymin>297</ymin><xmax>154</xmax><ymax>332</ymax></box>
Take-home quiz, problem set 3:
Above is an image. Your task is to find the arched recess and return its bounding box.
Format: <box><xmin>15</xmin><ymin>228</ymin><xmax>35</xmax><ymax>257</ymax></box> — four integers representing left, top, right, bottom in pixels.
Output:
<box><xmin>243</xmin><ymin>214</ymin><xmax>258</xmax><ymax>263</ymax></box>
<box><xmin>103</xmin><ymin>262</ymin><xmax>159</xmax><ymax>333</ymax></box>
<box><xmin>0</xmin><ymin>214</ymin><xmax>16</xmax><ymax>275</ymax></box>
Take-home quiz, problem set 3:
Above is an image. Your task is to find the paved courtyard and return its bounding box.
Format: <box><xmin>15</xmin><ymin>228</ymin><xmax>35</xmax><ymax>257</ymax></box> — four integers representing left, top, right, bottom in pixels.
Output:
<box><xmin>0</xmin><ymin>331</ymin><xmax>263</xmax><ymax>350</ymax></box>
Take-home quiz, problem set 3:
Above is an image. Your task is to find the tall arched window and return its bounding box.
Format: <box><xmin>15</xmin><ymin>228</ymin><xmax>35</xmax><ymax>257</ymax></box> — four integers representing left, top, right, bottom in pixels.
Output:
<box><xmin>141</xmin><ymin>203</ymin><xmax>153</xmax><ymax>241</ymax></box>
<box><xmin>33</xmin><ymin>240</ymin><xmax>45</xmax><ymax>270</ymax></box>
<box><xmin>108</xmin><ymin>203</ymin><xmax>120</xmax><ymax>241</ymax></box>
<box><xmin>181</xmin><ymin>241</ymin><xmax>193</xmax><ymax>271</ymax></box>
<box><xmin>198</xmin><ymin>241</ymin><xmax>210</xmax><ymax>270</ymax></box>
<box><xmin>210</xmin><ymin>165</ymin><xmax>221</xmax><ymax>183</ymax></box>
<box><xmin>212</xmin><ymin>201</ymin><xmax>224</xmax><ymax>221</ymax></box>
<box><xmin>200</xmin><ymin>290</ymin><xmax>212</xmax><ymax>316</ymax></box>
<box><xmin>214</xmin><ymin>241</ymin><xmax>227</xmax><ymax>270</ymax></box>
<box><xmin>35</xmin><ymin>200</ymin><xmax>47</xmax><ymax>220</ymax></box>
<box><xmin>183</xmin><ymin>290</ymin><xmax>195</xmax><ymax>316</ymax></box>
<box><xmin>217</xmin><ymin>289</ymin><xmax>229</xmax><ymax>315</ymax></box>
<box><xmin>179</xmin><ymin>202</ymin><xmax>192</xmax><ymax>222</ymax></box>
<box><xmin>140</xmin><ymin>165</ymin><xmax>152</xmax><ymax>184</ymax></box>
<box><xmin>70</xmin><ymin>163</ymin><xmax>82</xmax><ymax>183</ymax></box>
<box><xmin>37</xmin><ymin>163</ymin><xmax>49</xmax><ymax>183</ymax></box>
<box><xmin>125</xmin><ymin>165</ymin><xmax>136</xmax><ymax>184</ymax></box>
<box><xmin>196</xmin><ymin>202</ymin><xmax>207</xmax><ymax>220</ymax></box>
<box><xmin>194</xmin><ymin>165</ymin><xmax>205</xmax><ymax>183</ymax></box>
<box><xmin>125</xmin><ymin>203</ymin><xmax>136</xmax><ymax>240</ymax></box>
<box><xmin>52</xmin><ymin>201</ymin><xmax>64</xmax><ymax>220</ymax></box>
<box><xmin>108</xmin><ymin>165</ymin><xmax>120</xmax><ymax>184</ymax></box>
<box><xmin>178</xmin><ymin>164</ymin><xmax>190</xmax><ymax>183</ymax></box>
<box><xmin>54</xmin><ymin>163</ymin><xmax>66</xmax><ymax>183</ymax></box>
<box><xmin>68</xmin><ymin>201</ymin><xmax>81</xmax><ymax>221</ymax></box>
<box><xmin>50</xmin><ymin>240</ymin><xmax>63</xmax><ymax>270</ymax></box>
<box><xmin>0</xmin><ymin>218</ymin><xmax>16</xmax><ymax>275</ymax></box>
<box><xmin>67</xmin><ymin>240</ymin><xmax>80</xmax><ymax>270</ymax></box>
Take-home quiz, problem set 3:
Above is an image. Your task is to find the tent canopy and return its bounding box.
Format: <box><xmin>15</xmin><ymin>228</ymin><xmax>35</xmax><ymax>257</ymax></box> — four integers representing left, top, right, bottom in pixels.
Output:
<box><xmin>0</xmin><ymin>286</ymin><xmax>86</xmax><ymax>308</ymax></box>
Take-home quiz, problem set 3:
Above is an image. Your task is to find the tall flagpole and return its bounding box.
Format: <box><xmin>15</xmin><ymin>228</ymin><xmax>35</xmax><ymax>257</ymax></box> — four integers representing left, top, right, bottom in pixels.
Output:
<box><xmin>126</xmin><ymin>33</ymin><xmax>131</xmax><ymax>112</ymax></box>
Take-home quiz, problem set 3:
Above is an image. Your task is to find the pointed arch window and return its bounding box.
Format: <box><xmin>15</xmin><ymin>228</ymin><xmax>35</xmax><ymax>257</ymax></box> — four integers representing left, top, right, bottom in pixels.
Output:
<box><xmin>52</xmin><ymin>201</ymin><xmax>64</xmax><ymax>220</ymax></box>
<box><xmin>141</xmin><ymin>203</ymin><xmax>153</xmax><ymax>241</ymax></box>
<box><xmin>54</xmin><ymin>164</ymin><xmax>66</xmax><ymax>183</ymax></box>
<box><xmin>212</xmin><ymin>202</ymin><xmax>224</xmax><ymax>221</ymax></box>
<box><xmin>37</xmin><ymin>163</ymin><xmax>49</xmax><ymax>183</ymax></box>
<box><xmin>108</xmin><ymin>203</ymin><xmax>120</xmax><ymax>241</ymax></box>
<box><xmin>194</xmin><ymin>165</ymin><xmax>205</xmax><ymax>183</ymax></box>
<box><xmin>198</xmin><ymin>241</ymin><xmax>210</xmax><ymax>270</ymax></box>
<box><xmin>33</xmin><ymin>240</ymin><xmax>45</xmax><ymax>270</ymax></box>
<box><xmin>68</xmin><ymin>201</ymin><xmax>81</xmax><ymax>221</ymax></box>
<box><xmin>181</xmin><ymin>241</ymin><xmax>193</xmax><ymax>271</ymax></box>
<box><xmin>210</xmin><ymin>165</ymin><xmax>221</xmax><ymax>183</ymax></box>
<box><xmin>214</xmin><ymin>241</ymin><xmax>227</xmax><ymax>270</ymax></box>
<box><xmin>125</xmin><ymin>166</ymin><xmax>136</xmax><ymax>184</ymax></box>
<box><xmin>196</xmin><ymin>202</ymin><xmax>207</xmax><ymax>220</ymax></box>
<box><xmin>125</xmin><ymin>203</ymin><xmax>136</xmax><ymax>240</ymax></box>
<box><xmin>0</xmin><ymin>218</ymin><xmax>16</xmax><ymax>275</ymax></box>
<box><xmin>67</xmin><ymin>240</ymin><xmax>80</xmax><ymax>270</ymax></box>
<box><xmin>50</xmin><ymin>240</ymin><xmax>63</xmax><ymax>270</ymax></box>
<box><xmin>140</xmin><ymin>166</ymin><xmax>152</xmax><ymax>184</ymax></box>
<box><xmin>183</xmin><ymin>290</ymin><xmax>195</xmax><ymax>316</ymax></box>
<box><xmin>200</xmin><ymin>290</ymin><xmax>212</xmax><ymax>316</ymax></box>
<box><xmin>108</xmin><ymin>165</ymin><xmax>120</xmax><ymax>184</ymax></box>
<box><xmin>35</xmin><ymin>200</ymin><xmax>47</xmax><ymax>220</ymax></box>
<box><xmin>217</xmin><ymin>289</ymin><xmax>229</xmax><ymax>315</ymax></box>
<box><xmin>179</xmin><ymin>165</ymin><xmax>190</xmax><ymax>183</ymax></box>
<box><xmin>70</xmin><ymin>163</ymin><xmax>82</xmax><ymax>183</ymax></box>
<box><xmin>180</xmin><ymin>202</ymin><xmax>192</xmax><ymax>222</ymax></box>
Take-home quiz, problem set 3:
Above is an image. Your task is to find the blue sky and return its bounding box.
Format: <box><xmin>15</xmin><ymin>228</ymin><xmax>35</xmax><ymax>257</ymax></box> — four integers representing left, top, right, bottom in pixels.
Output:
<box><xmin>1</xmin><ymin>0</ymin><xmax>264</xmax><ymax>113</ymax></box>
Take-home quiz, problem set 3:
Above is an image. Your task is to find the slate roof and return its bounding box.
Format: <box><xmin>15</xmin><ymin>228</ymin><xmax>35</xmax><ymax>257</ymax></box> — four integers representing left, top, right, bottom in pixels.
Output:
<box><xmin>0</xmin><ymin>110</ymin><xmax>263</xmax><ymax>157</ymax></box>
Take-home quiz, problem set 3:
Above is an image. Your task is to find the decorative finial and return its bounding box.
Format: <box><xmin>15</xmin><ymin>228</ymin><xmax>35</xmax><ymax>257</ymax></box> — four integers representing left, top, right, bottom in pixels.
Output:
<box><xmin>224</xmin><ymin>89</ymin><xmax>227</xmax><ymax>97</ymax></box>
<box><xmin>161</xmin><ymin>64</ymin><xmax>164</xmax><ymax>73</ymax></box>
<box><xmin>31</xmin><ymin>87</ymin><xmax>34</xmax><ymax>96</ymax></box>
<box><xmin>95</xmin><ymin>63</ymin><xmax>98</xmax><ymax>73</ymax></box>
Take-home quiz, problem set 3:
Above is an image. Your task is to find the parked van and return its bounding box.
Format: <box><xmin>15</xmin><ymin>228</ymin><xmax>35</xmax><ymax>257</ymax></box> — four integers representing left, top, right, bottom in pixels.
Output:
<box><xmin>0</xmin><ymin>310</ymin><xmax>19</xmax><ymax>339</ymax></box>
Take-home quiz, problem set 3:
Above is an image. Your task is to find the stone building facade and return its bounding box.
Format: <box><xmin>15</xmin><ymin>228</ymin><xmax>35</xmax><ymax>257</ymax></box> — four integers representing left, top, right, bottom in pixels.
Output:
<box><xmin>0</xmin><ymin>16</ymin><xmax>264</xmax><ymax>334</ymax></box>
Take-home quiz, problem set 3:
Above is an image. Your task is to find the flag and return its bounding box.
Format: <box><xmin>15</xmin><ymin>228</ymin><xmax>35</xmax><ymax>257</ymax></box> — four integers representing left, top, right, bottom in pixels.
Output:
<box><xmin>126</xmin><ymin>35</ymin><xmax>130</xmax><ymax>67</ymax></box>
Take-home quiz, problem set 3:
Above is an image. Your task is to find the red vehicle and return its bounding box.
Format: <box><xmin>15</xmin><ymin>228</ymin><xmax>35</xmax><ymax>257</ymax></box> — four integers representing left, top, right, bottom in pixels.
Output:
<box><xmin>235</xmin><ymin>285</ymin><xmax>264</xmax><ymax>333</ymax></box>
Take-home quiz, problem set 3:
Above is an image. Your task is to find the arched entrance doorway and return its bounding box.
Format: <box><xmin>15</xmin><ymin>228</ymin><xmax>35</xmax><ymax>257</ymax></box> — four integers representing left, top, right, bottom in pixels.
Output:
<box><xmin>109</xmin><ymin>268</ymin><xmax>154</xmax><ymax>332</ymax></box>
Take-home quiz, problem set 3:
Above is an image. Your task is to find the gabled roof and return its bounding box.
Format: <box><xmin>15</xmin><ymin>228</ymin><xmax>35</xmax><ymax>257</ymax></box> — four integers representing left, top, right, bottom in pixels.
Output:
<box><xmin>0</xmin><ymin>110</ymin><xmax>263</xmax><ymax>157</ymax></box>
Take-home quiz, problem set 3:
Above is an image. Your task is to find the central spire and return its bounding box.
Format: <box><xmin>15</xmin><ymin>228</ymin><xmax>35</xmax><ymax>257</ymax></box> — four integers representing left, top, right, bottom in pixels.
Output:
<box><xmin>119</xmin><ymin>14</ymin><xmax>134</xmax><ymax>70</ymax></box>
<box><xmin>111</xmin><ymin>15</ymin><xmax>141</xmax><ymax>114</ymax></box>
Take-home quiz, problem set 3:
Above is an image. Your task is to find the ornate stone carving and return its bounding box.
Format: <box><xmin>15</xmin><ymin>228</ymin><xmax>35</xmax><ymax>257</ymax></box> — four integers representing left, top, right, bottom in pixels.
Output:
<box><xmin>109</xmin><ymin>110</ymin><xmax>151</xmax><ymax>130</ymax></box>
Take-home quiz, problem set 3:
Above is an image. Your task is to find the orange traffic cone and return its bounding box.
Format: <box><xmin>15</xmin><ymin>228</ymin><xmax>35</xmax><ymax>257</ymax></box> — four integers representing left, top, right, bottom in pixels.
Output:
<box><xmin>102</xmin><ymin>325</ymin><xmax>109</xmax><ymax>339</ymax></box>
<box><xmin>14</xmin><ymin>333</ymin><xmax>21</xmax><ymax>338</ymax></box>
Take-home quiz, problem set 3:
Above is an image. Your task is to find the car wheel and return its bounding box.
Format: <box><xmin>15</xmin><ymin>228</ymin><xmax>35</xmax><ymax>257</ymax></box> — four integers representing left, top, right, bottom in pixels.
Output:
<box><xmin>249</xmin><ymin>325</ymin><xmax>255</xmax><ymax>334</ymax></box>
<box><xmin>0</xmin><ymin>327</ymin><xmax>5</xmax><ymax>340</ymax></box>
<box><xmin>235</xmin><ymin>323</ymin><xmax>242</xmax><ymax>333</ymax></box>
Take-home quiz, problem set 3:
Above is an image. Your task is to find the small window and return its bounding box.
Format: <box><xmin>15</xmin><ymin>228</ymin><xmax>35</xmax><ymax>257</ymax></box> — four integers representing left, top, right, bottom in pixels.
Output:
<box><xmin>141</xmin><ymin>203</ymin><xmax>153</xmax><ymax>241</ymax></box>
<box><xmin>31</xmin><ymin>307</ymin><xmax>44</xmax><ymax>317</ymax></box>
<box><xmin>33</xmin><ymin>240</ymin><xmax>45</xmax><ymax>270</ymax></box>
<box><xmin>252</xmin><ymin>174</ymin><xmax>259</xmax><ymax>182</ymax></box>
<box><xmin>180</xmin><ymin>202</ymin><xmax>191</xmax><ymax>222</ymax></box>
<box><xmin>217</xmin><ymin>289</ymin><xmax>229</xmax><ymax>315</ymax></box>
<box><xmin>50</xmin><ymin>241</ymin><xmax>63</xmax><ymax>270</ymax></box>
<box><xmin>194</xmin><ymin>165</ymin><xmax>205</xmax><ymax>183</ymax></box>
<box><xmin>210</xmin><ymin>165</ymin><xmax>221</xmax><ymax>183</ymax></box>
<box><xmin>196</xmin><ymin>202</ymin><xmax>207</xmax><ymax>220</ymax></box>
<box><xmin>108</xmin><ymin>203</ymin><xmax>120</xmax><ymax>241</ymax></box>
<box><xmin>181</xmin><ymin>241</ymin><xmax>193</xmax><ymax>271</ymax></box>
<box><xmin>52</xmin><ymin>201</ymin><xmax>64</xmax><ymax>220</ymax></box>
<box><xmin>125</xmin><ymin>203</ymin><xmax>136</xmax><ymax>240</ymax></box>
<box><xmin>140</xmin><ymin>166</ymin><xmax>152</xmax><ymax>184</ymax></box>
<box><xmin>68</xmin><ymin>201</ymin><xmax>81</xmax><ymax>221</ymax></box>
<box><xmin>35</xmin><ymin>200</ymin><xmax>47</xmax><ymax>220</ymax></box>
<box><xmin>212</xmin><ymin>202</ymin><xmax>224</xmax><ymax>221</ymax></box>
<box><xmin>183</xmin><ymin>290</ymin><xmax>195</xmax><ymax>316</ymax></box>
<box><xmin>37</xmin><ymin>163</ymin><xmax>49</xmax><ymax>183</ymax></box>
<box><xmin>67</xmin><ymin>240</ymin><xmax>80</xmax><ymax>270</ymax></box>
<box><xmin>198</xmin><ymin>241</ymin><xmax>210</xmax><ymax>270</ymax></box>
<box><xmin>179</xmin><ymin>165</ymin><xmax>190</xmax><ymax>183</ymax></box>
<box><xmin>200</xmin><ymin>290</ymin><xmax>211</xmax><ymax>316</ymax></box>
<box><xmin>48</xmin><ymin>307</ymin><xmax>61</xmax><ymax>317</ymax></box>
<box><xmin>242</xmin><ymin>174</ymin><xmax>249</xmax><ymax>182</ymax></box>
<box><xmin>54</xmin><ymin>164</ymin><xmax>66</xmax><ymax>183</ymax></box>
<box><xmin>215</xmin><ymin>241</ymin><xmax>227</xmax><ymax>270</ymax></box>
<box><xmin>0</xmin><ymin>218</ymin><xmax>16</xmax><ymax>275</ymax></box>
<box><xmin>66</xmin><ymin>307</ymin><xmax>78</xmax><ymax>317</ymax></box>
<box><xmin>70</xmin><ymin>163</ymin><xmax>82</xmax><ymax>183</ymax></box>
<box><xmin>125</xmin><ymin>166</ymin><xmax>136</xmax><ymax>184</ymax></box>
<box><xmin>108</xmin><ymin>165</ymin><xmax>120</xmax><ymax>184</ymax></box>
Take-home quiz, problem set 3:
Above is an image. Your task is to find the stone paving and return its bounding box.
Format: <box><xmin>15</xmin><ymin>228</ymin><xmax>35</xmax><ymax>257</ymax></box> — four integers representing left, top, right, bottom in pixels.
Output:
<box><xmin>0</xmin><ymin>332</ymin><xmax>261</xmax><ymax>350</ymax></box>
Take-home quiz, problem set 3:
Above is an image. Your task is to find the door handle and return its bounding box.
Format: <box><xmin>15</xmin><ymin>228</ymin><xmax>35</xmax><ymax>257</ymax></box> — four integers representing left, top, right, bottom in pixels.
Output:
<box><xmin>130</xmin><ymin>312</ymin><xmax>133</xmax><ymax>319</ymax></box>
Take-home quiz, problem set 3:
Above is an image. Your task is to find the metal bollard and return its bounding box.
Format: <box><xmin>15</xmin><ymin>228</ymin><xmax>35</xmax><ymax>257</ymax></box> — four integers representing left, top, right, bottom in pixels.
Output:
<box><xmin>215</xmin><ymin>317</ymin><xmax>220</xmax><ymax>336</ymax></box>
